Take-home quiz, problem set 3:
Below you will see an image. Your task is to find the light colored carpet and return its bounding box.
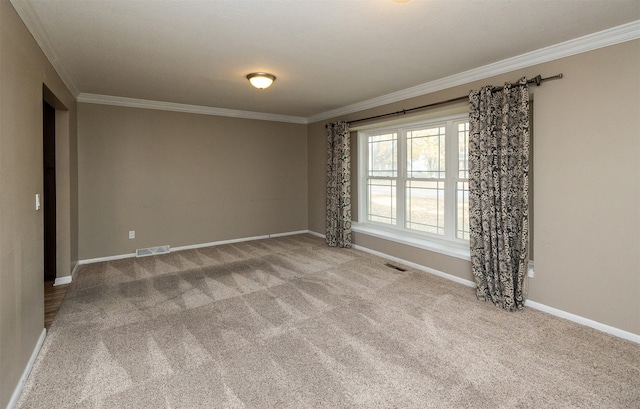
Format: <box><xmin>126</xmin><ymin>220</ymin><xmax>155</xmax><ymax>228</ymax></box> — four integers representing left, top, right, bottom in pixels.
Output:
<box><xmin>17</xmin><ymin>234</ymin><xmax>639</xmax><ymax>408</ymax></box>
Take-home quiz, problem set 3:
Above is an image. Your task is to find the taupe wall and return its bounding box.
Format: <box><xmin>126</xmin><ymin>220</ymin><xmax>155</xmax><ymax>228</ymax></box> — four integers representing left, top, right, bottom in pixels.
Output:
<box><xmin>0</xmin><ymin>1</ymin><xmax>78</xmax><ymax>407</ymax></box>
<box><xmin>308</xmin><ymin>40</ymin><xmax>640</xmax><ymax>335</ymax></box>
<box><xmin>78</xmin><ymin>104</ymin><xmax>308</xmax><ymax>260</ymax></box>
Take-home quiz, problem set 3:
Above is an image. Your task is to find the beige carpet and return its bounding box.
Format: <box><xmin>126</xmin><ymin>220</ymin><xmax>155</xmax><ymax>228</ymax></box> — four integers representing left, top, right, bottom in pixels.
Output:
<box><xmin>17</xmin><ymin>234</ymin><xmax>639</xmax><ymax>408</ymax></box>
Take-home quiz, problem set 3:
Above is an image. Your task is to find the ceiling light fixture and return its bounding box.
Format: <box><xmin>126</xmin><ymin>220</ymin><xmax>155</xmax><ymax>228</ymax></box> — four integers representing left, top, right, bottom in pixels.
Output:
<box><xmin>246</xmin><ymin>72</ymin><xmax>276</xmax><ymax>89</ymax></box>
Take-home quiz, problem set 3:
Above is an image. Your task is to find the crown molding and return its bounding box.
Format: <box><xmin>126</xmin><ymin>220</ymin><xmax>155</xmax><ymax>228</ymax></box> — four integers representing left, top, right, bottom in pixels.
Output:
<box><xmin>10</xmin><ymin>0</ymin><xmax>79</xmax><ymax>98</ymax></box>
<box><xmin>307</xmin><ymin>20</ymin><xmax>640</xmax><ymax>124</ymax></box>
<box><xmin>11</xmin><ymin>0</ymin><xmax>638</xmax><ymax>125</ymax></box>
<box><xmin>77</xmin><ymin>93</ymin><xmax>308</xmax><ymax>124</ymax></box>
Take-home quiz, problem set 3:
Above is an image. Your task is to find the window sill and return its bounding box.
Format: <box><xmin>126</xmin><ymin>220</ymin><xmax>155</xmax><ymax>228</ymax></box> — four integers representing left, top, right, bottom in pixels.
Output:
<box><xmin>351</xmin><ymin>222</ymin><xmax>471</xmax><ymax>261</ymax></box>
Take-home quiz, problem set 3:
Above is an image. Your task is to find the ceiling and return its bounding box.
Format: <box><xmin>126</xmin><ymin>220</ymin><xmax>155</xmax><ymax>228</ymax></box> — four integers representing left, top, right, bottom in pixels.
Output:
<box><xmin>11</xmin><ymin>0</ymin><xmax>640</xmax><ymax>122</ymax></box>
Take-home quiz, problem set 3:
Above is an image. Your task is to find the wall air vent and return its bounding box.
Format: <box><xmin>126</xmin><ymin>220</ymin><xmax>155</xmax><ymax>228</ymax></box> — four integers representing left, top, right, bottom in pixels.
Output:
<box><xmin>136</xmin><ymin>245</ymin><xmax>170</xmax><ymax>257</ymax></box>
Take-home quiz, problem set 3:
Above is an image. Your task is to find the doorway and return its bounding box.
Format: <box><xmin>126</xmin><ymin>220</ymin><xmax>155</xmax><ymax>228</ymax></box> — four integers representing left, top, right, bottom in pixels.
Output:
<box><xmin>43</xmin><ymin>100</ymin><xmax>56</xmax><ymax>281</ymax></box>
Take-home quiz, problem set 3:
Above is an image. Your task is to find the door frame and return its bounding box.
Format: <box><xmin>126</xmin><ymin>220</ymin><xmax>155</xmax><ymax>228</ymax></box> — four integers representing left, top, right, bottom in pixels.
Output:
<box><xmin>42</xmin><ymin>85</ymin><xmax>73</xmax><ymax>286</ymax></box>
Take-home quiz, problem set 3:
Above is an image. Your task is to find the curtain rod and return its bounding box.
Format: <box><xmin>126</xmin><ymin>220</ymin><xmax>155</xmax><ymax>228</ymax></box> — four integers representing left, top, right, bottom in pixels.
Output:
<box><xmin>344</xmin><ymin>73</ymin><xmax>563</xmax><ymax>126</ymax></box>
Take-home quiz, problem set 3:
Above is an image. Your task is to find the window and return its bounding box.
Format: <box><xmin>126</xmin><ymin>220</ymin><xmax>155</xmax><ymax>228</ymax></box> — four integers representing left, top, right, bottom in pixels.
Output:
<box><xmin>359</xmin><ymin>114</ymin><xmax>469</xmax><ymax>248</ymax></box>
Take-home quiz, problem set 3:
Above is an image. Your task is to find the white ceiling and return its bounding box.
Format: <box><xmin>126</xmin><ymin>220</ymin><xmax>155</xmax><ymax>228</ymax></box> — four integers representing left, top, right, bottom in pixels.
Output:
<box><xmin>11</xmin><ymin>0</ymin><xmax>640</xmax><ymax>122</ymax></box>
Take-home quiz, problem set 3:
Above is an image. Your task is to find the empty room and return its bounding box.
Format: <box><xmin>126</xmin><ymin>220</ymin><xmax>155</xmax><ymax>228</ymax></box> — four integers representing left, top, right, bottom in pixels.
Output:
<box><xmin>1</xmin><ymin>0</ymin><xmax>639</xmax><ymax>408</ymax></box>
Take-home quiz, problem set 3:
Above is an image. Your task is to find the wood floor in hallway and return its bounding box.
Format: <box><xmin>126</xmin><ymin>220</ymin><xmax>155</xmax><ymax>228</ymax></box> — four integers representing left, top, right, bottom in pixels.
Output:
<box><xmin>44</xmin><ymin>280</ymin><xmax>69</xmax><ymax>330</ymax></box>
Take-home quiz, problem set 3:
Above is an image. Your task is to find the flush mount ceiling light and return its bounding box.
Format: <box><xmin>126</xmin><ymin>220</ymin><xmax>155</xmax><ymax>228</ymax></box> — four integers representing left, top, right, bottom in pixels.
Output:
<box><xmin>246</xmin><ymin>72</ymin><xmax>276</xmax><ymax>89</ymax></box>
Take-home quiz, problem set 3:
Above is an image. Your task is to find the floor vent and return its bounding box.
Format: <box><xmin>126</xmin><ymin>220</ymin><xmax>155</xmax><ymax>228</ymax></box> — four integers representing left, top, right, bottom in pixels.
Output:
<box><xmin>136</xmin><ymin>245</ymin><xmax>170</xmax><ymax>258</ymax></box>
<box><xmin>384</xmin><ymin>263</ymin><xmax>407</xmax><ymax>272</ymax></box>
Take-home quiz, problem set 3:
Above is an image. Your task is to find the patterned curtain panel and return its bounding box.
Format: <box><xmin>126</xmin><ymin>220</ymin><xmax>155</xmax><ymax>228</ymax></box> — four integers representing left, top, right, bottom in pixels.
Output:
<box><xmin>468</xmin><ymin>78</ymin><xmax>530</xmax><ymax>311</ymax></box>
<box><xmin>326</xmin><ymin>121</ymin><xmax>352</xmax><ymax>248</ymax></box>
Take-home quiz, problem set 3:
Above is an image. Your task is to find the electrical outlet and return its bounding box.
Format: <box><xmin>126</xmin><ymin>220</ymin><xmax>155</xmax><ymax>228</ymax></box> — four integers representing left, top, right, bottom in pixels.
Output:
<box><xmin>129</xmin><ymin>230</ymin><xmax>135</xmax><ymax>239</ymax></box>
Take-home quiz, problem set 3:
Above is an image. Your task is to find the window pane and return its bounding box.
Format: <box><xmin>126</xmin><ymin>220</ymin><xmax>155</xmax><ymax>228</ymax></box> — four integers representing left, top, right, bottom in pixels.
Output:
<box><xmin>368</xmin><ymin>133</ymin><xmax>397</xmax><ymax>177</ymax></box>
<box><xmin>457</xmin><ymin>181</ymin><xmax>469</xmax><ymax>240</ymax></box>
<box><xmin>458</xmin><ymin>122</ymin><xmax>469</xmax><ymax>179</ymax></box>
<box><xmin>405</xmin><ymin>180</ymin><xmax>444</xmax><ymax>235</ymax></box>
<box><xmin>367</xmin><ymin>179</ymin><xmax>396</xmax><ymax>225</ymax></box>
<box><xmin>407</xmin><ymin>127</ymin><xmax>445</xmax><ymax>179</ymax></box>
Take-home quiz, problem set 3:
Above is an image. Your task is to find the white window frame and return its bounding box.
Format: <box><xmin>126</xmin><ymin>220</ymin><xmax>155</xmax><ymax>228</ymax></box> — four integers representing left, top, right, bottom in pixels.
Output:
<box><xmin>355</xmin><ymin>113</ymin><xmax>470</xmax><ymax>261</ymax></box>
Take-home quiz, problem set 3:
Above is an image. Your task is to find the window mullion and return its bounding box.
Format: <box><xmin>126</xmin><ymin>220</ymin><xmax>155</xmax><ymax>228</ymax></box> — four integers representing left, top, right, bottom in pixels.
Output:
<box><xmin>397</xmin><ymin>128</ymin><xmax>406</xmax><ymax>228</ymax></box>
<box><xmin>358</xmin><ymin>132</ymin><xmax>366</xmax><ymax>223</ymax></box>
<box><xmin>444</xmin><ymin>120</ymin><xmax>456</xmax><ymax>241</ymax></box>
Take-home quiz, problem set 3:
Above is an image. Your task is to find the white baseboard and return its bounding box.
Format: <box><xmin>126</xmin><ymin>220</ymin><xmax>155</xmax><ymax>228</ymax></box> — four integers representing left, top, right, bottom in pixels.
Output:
<box><xmin>269</xmin><ymin>230</ymin><xmax>310</xmax><ymax>238</ymax></box>
<box><xmin>307</xmin><ymin>230</ymin><xmax>326</xmax><ymax>239</ymax></box>
<box><xmin>53</xmin><ymin>261</ymin><xmax>81</xmax><ymax>286</ymax></box>
<box><xmin>78</xmin><ymin>252</ymin><xmax>137</xmax><ymax>265</ymax></box>
<box><xmin>351</xmin><ymin>243</ymin><xmax>639</xmax><ymax>344</ymax></box>
<box><xmin>78</xmin><ymin>230</ymin><xmax>315</xmax><ymax>265</ymax></box>
<box><xmin>525</xmin><ymin>300</ymin><xmax>640</xmax><ymax>344</ymax></box>
<box><xmin>7</xmin><ymin>328</ymin><xmax>46</xmax><ymax>409</ymax></box>
<box><xmin>70</xmin><ymin>261</ymin><xmax>80</xmax><ymax>278</ymax></box>
<box><xmin>172</xmin><ymin>234</ymin><xmax>270</xmax><ymax>252</ymax></box>
<box><xmin>53</xmin><ymin>276</ymin><xmax>71</xmax><ymax>286</ymax></box>
<box><xmin>352</xmin><ymin>244</ymin><xmax>476</xmax><ymax>288</ymax></box>
<box><xmin>173</xmin><ymin>231</ymin><xmax>312</xmax><ymax>251</ymax></box>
